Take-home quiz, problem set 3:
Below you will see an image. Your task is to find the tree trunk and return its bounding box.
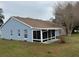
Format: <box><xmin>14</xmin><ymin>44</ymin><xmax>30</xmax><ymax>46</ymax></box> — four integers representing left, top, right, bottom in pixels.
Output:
<box><xmin>66</xmin><ymin>28</ymin><xmax>72</xmax><ymax>36</ymax></box>
<box><xmin>67</xmin><ymin>29</ymin><xmax>72</xmax><ymax>36</ymax></box>
<box><xmin>67</xmin><ymin>33</ymin><xmax>72</xmax><ymax>36</ymax></box>
<box><xmin>65</xmin><ymin>27</ymin><xmax>68</xmax><ymax>36</ymax></box>
<box><xmin>58</xmin><ymin>29</ymin><xmax>66</xmax><ymax>43</ymax></box>
<box><xmin>59</xmin><ymin>35</ymin><xmax>66</xmax><ymax>43</ymax></box>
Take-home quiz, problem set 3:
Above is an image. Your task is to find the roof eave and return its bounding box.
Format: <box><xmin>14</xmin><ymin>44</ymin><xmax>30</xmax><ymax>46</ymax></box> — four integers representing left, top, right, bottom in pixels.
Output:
<box><xmin>32</xmin><ymin>27</ymin><xmax>62</xmax><ymax>30</ymax></box>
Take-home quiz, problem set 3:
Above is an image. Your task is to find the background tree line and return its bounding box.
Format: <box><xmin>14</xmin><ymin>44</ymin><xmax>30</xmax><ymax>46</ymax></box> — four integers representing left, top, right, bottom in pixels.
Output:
<box><xmin>53</xmin><ymin>2</ymin><xmax>79</xmax><ymax>36</ymax></box>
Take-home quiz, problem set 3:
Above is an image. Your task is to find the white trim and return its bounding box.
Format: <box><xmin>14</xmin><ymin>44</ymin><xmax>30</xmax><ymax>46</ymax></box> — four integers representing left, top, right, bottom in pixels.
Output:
<box><xmin>33</xmin><ymin>27</ymin><xmax>62</xmax><ymax>30</ymax></box>
<box><xmin>42</xmin><ymin>39</ymin><xmax>59</xmax><ymax>44</ymax></box>
<box><xmin>41</xmin><ymin>30</ymin><xmax>43</xmax><ymax>42</ymax></box>
<box><xmin>33</xmin><ymin>39</ymin><xmax>41</xmax><ymax>40</ymax></box>
<box><xmin>13</xmin><ymin>17</ymin><xmax>33</xmax><ymax>28</ymax></box>
<box><xmin>55</xmin><ymin>30</ymin><xmax>56</xmax><ymax>39</ymax></box>
<box><xmin>32</xmin><ymin>30</ymin><xmax>33</xmax><ymax>42</ymax></box>
<box><xmin>32</xmin><ymin>29</ymin><xmax>41</xmax><ymax>31</ymax></box>
<box><xmin>47</xmin><ymin>30</ymin><xmax>48</xmax><ymax>40</ymax></box>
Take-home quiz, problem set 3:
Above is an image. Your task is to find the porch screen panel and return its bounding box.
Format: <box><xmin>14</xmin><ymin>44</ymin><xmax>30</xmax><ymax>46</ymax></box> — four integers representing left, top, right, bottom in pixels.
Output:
<box><xmin>37</xmin><ymin>31</ymin><xmax>41</xmax><ymax>39</ymax></box>
<box><xmin>33</xmin><ymin>31</ymin><xmax>37</xmax><ymax>39</ymax></box>
<box><xmin>33</xmin><ymin>31</ymin><xmax>41</xmax><ymax>39</ymax></box>
<box><xmin>51</xmin><ymin>30</ymin><xmax>55</xmax><ymax>37</ymax></box>
<box><xmin>48</xmin><ymin>30</ymin><xmax>51</xmax><ymax>38</ymax></box>
<box><xmin>43</xmin><ymin>32</ymin><xmax>47</xmax><ymax>39</ymax></box>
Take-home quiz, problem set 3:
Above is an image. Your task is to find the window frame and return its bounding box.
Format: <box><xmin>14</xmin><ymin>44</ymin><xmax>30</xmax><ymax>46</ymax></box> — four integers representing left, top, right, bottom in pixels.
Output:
<box><xmin>18</xmin><ymin>29</ymin><xmax>20</xmax><ymax>36</ymax></box>
<box><xmin>24</xmin><ymin>29</ymin><xmax>28</xmax><ymax>38</ymax></box>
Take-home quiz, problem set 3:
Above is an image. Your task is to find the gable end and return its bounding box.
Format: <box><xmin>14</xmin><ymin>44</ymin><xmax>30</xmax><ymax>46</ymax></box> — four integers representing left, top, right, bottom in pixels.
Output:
<box><xmin>1</xmin><ymin>17</ymin><xmax>33</xmax><ymax>29</ymax></box>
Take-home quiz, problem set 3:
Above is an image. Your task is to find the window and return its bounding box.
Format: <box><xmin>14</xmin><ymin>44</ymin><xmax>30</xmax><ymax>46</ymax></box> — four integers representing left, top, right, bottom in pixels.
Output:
<box><xmin>24</xmin><ymin>30</ymin><xmax>28</xmax><ymax>38</ymax></box>
<box><xmin>10</xmin><ymin>30</ymin><xmax>13</xmax><ymax>35</ymax></box>
<box><xmin>18</xmin><ymin>29</ymin><xmax>20</xmax><ymax>36</ymax></box>
<box><xmin>33</xmin><ymin>31</ymin><xmax>41</xmax><ymax>39</ymax></box>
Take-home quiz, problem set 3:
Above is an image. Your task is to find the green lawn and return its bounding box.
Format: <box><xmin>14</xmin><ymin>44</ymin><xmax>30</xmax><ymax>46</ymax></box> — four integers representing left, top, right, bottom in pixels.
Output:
<box><xmin>0</xmin><ymin>34</ymin><xmax>79</xmax><ymax>57</ymax></box>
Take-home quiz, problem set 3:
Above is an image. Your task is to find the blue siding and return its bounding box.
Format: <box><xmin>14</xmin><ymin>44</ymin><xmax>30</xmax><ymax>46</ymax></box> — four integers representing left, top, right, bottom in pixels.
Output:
<box><xmin>1</xmin><ymin>17</ymin><xmax>33</xmax><ymax>42</ymax></box>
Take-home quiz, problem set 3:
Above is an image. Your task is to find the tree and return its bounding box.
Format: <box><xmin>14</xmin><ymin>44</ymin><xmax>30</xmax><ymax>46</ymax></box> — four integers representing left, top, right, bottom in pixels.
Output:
<box><xmin>73</xmin><ymin>2</ymin><xmax>79</xmax><ymax>27</ymax></box>
<box><xmin>54</xmin><ymin>2</ymin><xmax>77</xmax><ymax>36</ymax></box>
<box><xmin>0</xmin><ymin>8</ymin><xmax>4</xmax><ymax>26</ymax></box>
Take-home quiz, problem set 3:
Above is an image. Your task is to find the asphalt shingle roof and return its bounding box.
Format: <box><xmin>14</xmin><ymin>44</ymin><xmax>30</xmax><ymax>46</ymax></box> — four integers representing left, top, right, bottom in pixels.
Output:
<box><xmin>14</xmin><ymin>16</ymin><xmax>61</xmax><ymax>28</ymax></box>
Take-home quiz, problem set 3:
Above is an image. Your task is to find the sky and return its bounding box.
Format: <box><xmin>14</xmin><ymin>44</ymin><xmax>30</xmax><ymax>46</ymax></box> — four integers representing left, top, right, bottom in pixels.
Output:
<box><xmin>0</xmin><ymin>1</ymin><xmax>58</xmax><ymax>22</ymax></box>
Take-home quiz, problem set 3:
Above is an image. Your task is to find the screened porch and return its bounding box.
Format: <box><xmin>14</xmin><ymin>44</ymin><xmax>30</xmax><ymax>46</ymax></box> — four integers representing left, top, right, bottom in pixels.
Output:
<box><xmin>33</xmin><ymin>29</ymin><xmax>60</xmax><ymax>43</ymax></box>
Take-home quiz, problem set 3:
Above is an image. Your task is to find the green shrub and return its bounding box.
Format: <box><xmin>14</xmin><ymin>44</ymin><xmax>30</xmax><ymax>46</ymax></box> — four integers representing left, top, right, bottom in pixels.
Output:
<box><xmin>47</xmin><ymin>51</ymin><xmax>52</xmax><ymax>54</ymax></box>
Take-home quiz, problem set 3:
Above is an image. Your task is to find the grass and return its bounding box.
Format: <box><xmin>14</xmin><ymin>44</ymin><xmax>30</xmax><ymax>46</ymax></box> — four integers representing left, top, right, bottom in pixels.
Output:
<box><xmin>0</xmin><ymin>34</ymin><xmax>79</xmax><ymax>57</ymax></box>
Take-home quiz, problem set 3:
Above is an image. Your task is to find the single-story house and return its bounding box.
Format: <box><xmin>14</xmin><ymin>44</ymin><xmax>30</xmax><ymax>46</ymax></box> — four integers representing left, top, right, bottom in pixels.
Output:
<box><xmin>0</xmin><ymin>16</ymin><xmax>65</xmax><ymax>43</ymax></box>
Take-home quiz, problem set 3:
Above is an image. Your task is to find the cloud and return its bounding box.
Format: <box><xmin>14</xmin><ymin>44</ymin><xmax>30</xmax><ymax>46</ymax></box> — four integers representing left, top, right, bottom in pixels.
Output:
<box><xmin>0</xmin><ymin>2</ymin><xmax>5</xmax><ymax>8</ymax></box>
<box><xmin>0</xmin><ymin>1</ymin><xmax>56</xmax><ymax>22</ymax></box>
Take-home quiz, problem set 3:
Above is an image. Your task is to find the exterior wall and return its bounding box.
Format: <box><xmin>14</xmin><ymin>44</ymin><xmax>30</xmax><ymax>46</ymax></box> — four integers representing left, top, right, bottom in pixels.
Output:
<box><xmin>1</xmin><ymin>18</ymin><xmax>33</xmax><ymax>42</ymax></box>
<box><xmin>55</xmin><ymin>30</ymin><xmax>60</xmax><ymax>36</ymax></box>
